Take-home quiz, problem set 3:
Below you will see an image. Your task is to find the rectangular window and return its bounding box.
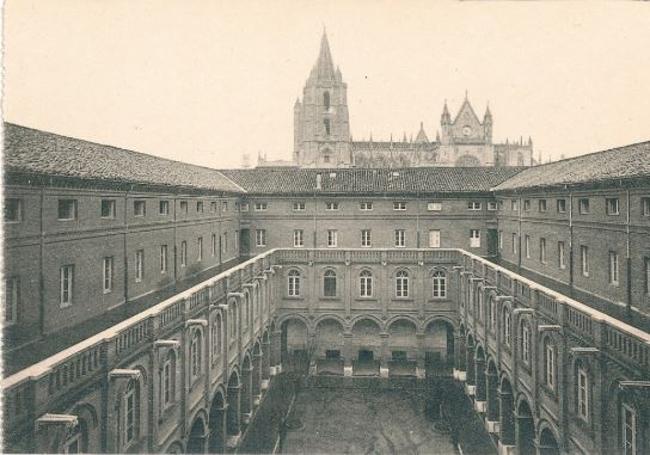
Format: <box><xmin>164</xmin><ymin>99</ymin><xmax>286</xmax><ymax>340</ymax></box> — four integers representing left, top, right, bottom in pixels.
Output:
<box><xmin>579</xmin><ymin>198</ymin><xmax>590</xmax><ymax>214</ymax></box>
<box><xmin>393</xmin><ymin>201</ymin><xmax>407</xmax><ymax>211</ymax></box>
<box><xmin>545</xmin><ymin>344</ymin><xmax>555</xmax><ymax>388</ymax></box>
<box><xmin>326</xmin><ymin>201</ymin><xmax>339</xmax><ymax>211</ymax></box>
<box><xmin>256</xmin><ymin>229</ymin><xmax>266</xmax><ymax>247</ymax></box>
<box><xmin>197</xmin><ymin>237</ymin><xmax>203</xmax><ymax>262</ymax></box>
<box><xmin>222</xmin><ymin>233</ymin><xmax>228</xmax><ymax>254</ymax></box>
<box><xmin>159</xmin><ymin>200</ymin><xmax>170</xmax><ymax>215</ymax></box>
<box><xmin>361</xmin><ymin>229</ymin><xmax>372</xmax><ymax>247</ymax></box>
<box><xmin>645</xmin><ymin>257</ymin><xmax>650</xmax><ymax>295</ymax></box>
<box><xmin>181</xmin><ymin>241</ymin><xmax>187</xmax><ymax>267</ymax></box>
<box><xmin>523</xmin><ymin>200</ymin><xmax>531</xmax><ymax>211</ymax></box>
<box><xmin>196</xmin><ymin>201</ymin><xmax>204</xmax><ymax>213</ymax></box>
<box><xmin>427</xmin><ymin>201</ymin><xmax>442</xmax><ymax>211</ymax></box>
<box><xmin>511</xmin><ymin>200</ymin><xmax>518</xmax><ymax>211</ymax></box>
<box><xmin>180</xmin><ymin>201</ymin><xmax>188</xmax><ymax>214</ymax></box>
<box><xmin>606</xmin><ymin>198</ymin><xmax>620</xmax><ymax>215</ymax></box>
<box><xmin>124</xmin><ymin>385</ymin><xmax>136</xmax><ymax>444</ymax></box>
<box><xmin>134</xmin><ymin>200</ymin><xmax>146</xmax><ymax>217</ymax></box>
<box><xmin>525</xmin><ymin>235</ymin><xmax>531</xmax><ymax>258</ymax></box>
<box><xmin>103</xmin><ymin>257</ymin><xmax>113</xmax><ymax>293</ymax></box>
<box><xmin>5</xmin><ymin>277</ymin><xmax>19</xmax><ymax>325</ymax></box>
<box><xmin>470</xmin><ymin>229</ymin><xmax>480</xmax><ymax>248</ymax></box>
<box><xmin>293</xmin><ymin>230</ymin><xmax>304</xmax><ymax>247</ymax></box>
<box><xmin>292</xmin><ymin>201</ymin><xmax>306</xmax><ymax>211</ymax></box>
<box><xmin>581</xmin><ymin>245</ymin><xmax>589</xmax><ymax>277</ymax></box>
<box><xmin>557</xmin><ymin>199</ymin><xmax>567</xmax><ymax>213</ymax></box>
<box><xmin>221</xmin><ymin>201</ymin><xmax>228</xmax><ymax>212</ymax></box>
<box><xmin>211</xmin><ymin>201</ymin><xmax>218</xmax><ymax>212</ymax></box>
<box><xmin>468</xmin><ymin>201</ymin><xmax>482</xmax><ymax>211</ymax></box>
<box><xmin>254</xmin><ymin>202</ymin><xmax>268</xmax><ymax>211</ymax></box>
<box><xmin>487</xmin><ymin>201</ymin><xmax>498</xmax><ymax>211</ymax></box>
<box><xmin>360</xmin><ymin>201</ymin><xmax>373</xmax><ymax>211</ymax></box>
<box><xmin>327</xmin><ymin>229</ymin><xmax>338</xmax><ymax>247</ymax></box>
<box><xmin>135</xmin><ymin>250</ymin><xmax>144</xmax><ymax>282</ymax></box>
<box><xmin>609</xmin><ymin>251</ymin><xmax>619</xmax><ymax>285</ymax></box>
<box><xmin>538</xmin><ymin>199</ymin><xmax>547</xmax><ymax>212</ymax></box>
<box><xmin>540</xmin><ymin>238</ymin><xmax>547</xmax><ymax>263</ymax></box>
<box><xmin>58</xmin><ymin>199</ymin><xmax>77</xmax><ymax>221</ymax></box>
<box><xmin>60</xmin><ymin>265</ymin><xmax>74</xmax><ymax>307</ymax></box>
<box><xmin>578</xmin><ymin>368</ymin><xmax>589</xmax><ymax>421</ymax></box>
<box><xmin>240</xmin><ymin>202</ymin><xmax>249</xmax><ymax>212</ymax></box>
<box><xmin>160</xmin><ymin>245</ymin><xmax>168</xmax><ymax>273</ymax></box>
<box><xmin>394</xmin><ymin>229</ymin><xmax>405</xmax><ymax>247</ymax></box>
<box><xmin>429</xmin><ymin>229</ymin><xmax>441</xmax><ymax>248</ymax></box>
<box><xmin>5</xmin><ymin>198</ymin><xmax>22</xmax><ymax>222</ymax></box>
<box><xmin>642</xmin><ymin>197</ymin><xmax>650</xmax><ymax>217</ymax></box>
<box><xmin>498</xmin><ymin>230</ymin><xmax>503</xmax><ymax>250</ymax></box>
<box><xmin>101</xmin><ymin>199</ymin><xmax>116</xmax><ymax>218</ymax></box>
<box><xmin>512</xmin><ymin>233</ymin><xmax>518</xmax><ymax>254</ymax></box>
<box><xmin>211</xmin><ymin>234</ymin><xmax>217</xmax><ymax>256</ymax></box>
<box><xmin>623</xmin><ymin>404</ymin><xmax>637</xmax><ymax>455</ymax></box>
<box><xmin>558</xmin><ymin>241</ymin><xmax>566</xmax><ymax>269</ymax></box>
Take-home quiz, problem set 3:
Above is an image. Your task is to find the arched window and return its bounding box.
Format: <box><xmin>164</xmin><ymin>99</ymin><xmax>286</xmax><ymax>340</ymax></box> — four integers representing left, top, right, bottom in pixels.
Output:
<box><xmin>123</xmin><ymin>380</ymin><xmax>139</xmax><ymax>447</ymax></box>
<box><xmin>543</xmin><ymin>337</ymin><xmax>555</xmax><ymax>390</ymax></box>
<box><xmin>228</xmin><ymin>304</ymin><xmax>237</xmax><ymax>340</ymax></box>
<box><xmin>212</xmin><ymin>314</ymin><xmax>221</xmax><ymax>362</ymax></box>
<box><xmin>323</xmin><ymin>91</ymin><xmax>330</xmax><ymax>110</ymax></box>
<box><xmin>190</xmin><ymin>330</ymin><xmax>202</xmax><ymax>379</ymax></box>
<box><xmin>360</xmin><ymin>270</ymin><xmax>373</xmax><ymax>297</ymax></box>
<box><xmin>323</xmin><ymin>270</ymin><xmax>337</xmax><ymax>297</ymax></box>
<box><xmin>488</xmin><ymin>296</ymin><xmax>497</xmax><ymax>330</ymax></box>
<box><xmin>432</xmin><ymin>271</ymin><xmax>447</xmax><ymax>298</ymax></box>
<box><xmin>161</xmin><ymin>350</ymin><xmax>176</xmax><ymax>408</ymax></box>
<box><xmin>324</xmin><ymin>119</ymin><xmax>331</xmax><ymax>136</ymax></box>
<box><xmin>396</xmin><ymin>270</ymin><xmax>409</xmax><ymax>298</ymax></box>
<box><xmin>288</xmin><ymin>270</ymin><xmax>301</xmax><ymax>297</ymax></box>
<box><xmin>477</xmin><ymin>291</ymin><xmax>484</xmax><ymax>321</ymax></box>
<box><xmin>576</xmin><ymin>360</ymin><xmax>590</xmax><ymax>421</ymax></box>
<box><xmin>503</xmin><ymin>308</ymin><xmax>512</xmax><ymax>346</ymax></box>
<box><xmin>244</xmin><ymin>292</ymin><xmax>250</xmax><ymax>331</ymax></box>
<box><xmin>520</xmin><ymin>320</ymin><xmax>531</xmax><ymax>364</ymax></box>
<box><xmin>622</xmin><ymin>403</ymin><xmax>637</xmax><ymax>454</ymax></box>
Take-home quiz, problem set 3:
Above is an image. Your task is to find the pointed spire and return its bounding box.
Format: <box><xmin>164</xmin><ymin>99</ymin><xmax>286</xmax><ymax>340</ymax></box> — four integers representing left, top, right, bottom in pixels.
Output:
<box><xmin>484</xmin><ymin>102</ymin><xmax>492</xmax><ymax>122</ymax></box>
<box><xmin>528</xmin><ymin>136</ymin><xmax>533</xmax><ymax>146</ymax></box>
<box><xmin>402</xmin><ymin>132</ymin><xmax>407</xmax><ymax>143</ymax></box>
<box><xmin>465</xmin><ymin>89</ymin><xmax>468</xmax><ymax>100</ymax></box>
<box><xmin>441</xmin><ymin>100</ymin><xmax>451</xmax><ymax>125</ymax></box>
<box><xmin>415</xmin><ymin>121</ymin><xmax>429</xmax><ymax>143</ymax></box>
<box><xmin>311</xmin><ymin>28</ymin><xmax>336</xmax><ymax>81</ymax></box>
<box><xmin>436</xmin><ymin>131</ymin><xmax>440</xmax><ymax>142</ymax></box>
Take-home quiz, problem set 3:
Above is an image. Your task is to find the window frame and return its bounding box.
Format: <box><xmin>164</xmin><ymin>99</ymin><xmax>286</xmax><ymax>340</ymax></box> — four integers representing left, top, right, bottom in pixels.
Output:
<box><xmin>427</xmin><ymin>201</ymin><xmax>442</xmax><ymax>212</ymax></box>
<box><xmin>133</xmin><ymin>200</ymin><xmax>146</xmax><ymax>217</ymax></box>
<box><xmin>256</xmin><ymin>229</ymin><xmax>266</xmax><ymax>247</ymax></box>
<box><xmin>327</xmin><ymin>229</ymin><xmax>338</xmax><ymax>247</ymax></box>
<box><xmin>393</xmin><ymin>201</ymin><xmax>407</xmax><ymax>211</ymax></box>
<box><xmin>395</xmin><ymin>270</ymin><xmax>409</xmax><ymax>298</ymax></box>
<box><xmin>4</xmin><ymin>198</ymin><xmax>23</xmax><ymax>223</ymax></box>
<box><xmin>254</xmin><ymin>202</ymin><xmax>268</xmax><ymax>211</ymax></box>
<box><xmin>160</xmin><ymin>245</ymin><xmax>168</xmax><ymax>274</ymax></box>
<box><xmin>468</xmin><ymin>201</ymin><xmax>482</xmax><ymax>211</ymax></box>
<box><xmin>609</xmin><ymin>251</ymin><xmax>619</xmax><ymax>285</ymax></box>
<box><xmin>359</xmin><ymin>201</ymin><xmax>374</xmax><ymax>211</ymax></box>
<box><xmin>557</xmin><ymin>199</ymin><xmax>567</xmax><ymax>213</ymax></box>
<box><xmin>60</xmin><ymin>265</ymin><xmax>74</xmax><ymax>307</ymax></box>
<box><xmin>361</xmin><ymin>229</ymin><xmax>372</xmax><ymax>247</ymax></box>
<box><xmin>323</xmin><ymin>270</ymin><xmax>337</xmax><ymax>298</ymax></box>
<box><xmin>432</xmin><ymin>271</ymin><xmax>447</xmax><ymax>299</ymax></box>
<box><xmin>293</xmin><ymin>229</ymin><xmax>304</xmax><ymax>248</ymax></box>
<box><xmin>325</xmin><ymin>201</ymin><xmax>339</xmax><ymax>211</ymax></box>
<box><xmin>359</xmin><ymin>270</ymin><xmax>373</xmax><ymax>297</ymax></box>
<box><xmin>292</xmin><ymin>201</ymin><xmax>306</xmax><ymax>211</ymax></box>
<box><xmin>135</xmin><ymin>249</ymin><xmax>144</xmax><ymax>282</ymax></box>
<box><xmin>469</xmin><ymin>229</ymin><xmax>481</xmax><ymax>248</ymax></box>
<box><xmin>606</xmin><ymin>197</ymin><xmax>620</xmax><ymax>216</ymax></box>
<box><xmin>101</xmin><ymin>199</ymin><xmax>116</xmax><ymax>219</ymax></box>
<box><xmin>429</xmin><ymin>229</ymin><xmax>441</xmax><ymax>248</ymax></box>
<box><xmin>58</xmin><ymin>199</ymin><xmax>78</xmax><ymax>221</ymax></box>
<box><xmin>287</xmin><ymin>270</ymin><xmax>301</xmax><ymax>297</ymax></box>
<box><xmin>103</xmin><ymin>256</ymin><xmax>113</xmax><ymax>294</ymax></box>
<box><xmin>5</xmin><ymin>276</ymin><xmax>19</xmax><ymax>325</ymax></box>
<box><xmin>578</xmin><ymin>198</ymin><xmax>590</xmax><ymax>214</ymax></box>
<box><xmin>394</xmin><ymin>229</ymin><xmax>406</xmax><ymax>247</ymax></box>
<box><xmin>581</xmin><ymin>245</ymin><xmax>589</xmax><ymax>277</ymax></box>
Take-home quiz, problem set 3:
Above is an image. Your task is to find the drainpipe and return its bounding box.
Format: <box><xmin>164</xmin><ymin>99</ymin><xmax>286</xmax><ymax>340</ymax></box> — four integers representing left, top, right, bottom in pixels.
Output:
<box><xmin>38</xmin><ymin>185</ymin><xmax>45</xmax><ymax>337</ymax></box>
<box><xmin>568</xmin><ymin>189</ymin><xmax>574</xmax><ymax>298</ymax></box>
<box><xmin>625</xmin><ymin>188</ymin><xmax>632</xmax><ymax>316</ymax></box>
<box><xmin>123</xmin><ymin>187</ymin><xmax>130</xmax><ymax>307</ymax></box>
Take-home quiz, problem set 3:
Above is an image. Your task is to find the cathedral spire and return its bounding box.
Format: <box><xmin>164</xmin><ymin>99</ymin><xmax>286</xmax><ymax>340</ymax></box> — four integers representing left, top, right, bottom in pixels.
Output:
<box><xmin>311</xmin><ymin>29</ymin><xmax>336</xmax><ymax>81</ymax></box>
<box><xmin>415</xmin><ymin>121</ymin><xmax>429</xmax><ymax>144</ymax></box>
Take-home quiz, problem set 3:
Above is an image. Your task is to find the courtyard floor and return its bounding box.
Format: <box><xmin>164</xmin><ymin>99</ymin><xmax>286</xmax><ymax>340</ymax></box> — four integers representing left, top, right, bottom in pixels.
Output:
<box><xmin>281</xmin><ymin>387</ymin><xmax>459</xmax><ymax>454</ymax></box>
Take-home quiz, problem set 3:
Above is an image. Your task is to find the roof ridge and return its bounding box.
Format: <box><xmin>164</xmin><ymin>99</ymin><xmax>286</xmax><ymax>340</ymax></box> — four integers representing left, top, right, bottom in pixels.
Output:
<box><xmin>528</xmin><ymin>140</ymin><xmax>650</xmax><ymax>169</ymax></box>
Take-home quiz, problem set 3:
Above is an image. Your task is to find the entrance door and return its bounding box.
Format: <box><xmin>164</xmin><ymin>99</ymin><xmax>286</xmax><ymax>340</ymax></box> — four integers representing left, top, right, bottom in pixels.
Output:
<box><xmin>239</xmin><ymin>229</ymin><xmax>250</xmax><ymax>257</ymax></box>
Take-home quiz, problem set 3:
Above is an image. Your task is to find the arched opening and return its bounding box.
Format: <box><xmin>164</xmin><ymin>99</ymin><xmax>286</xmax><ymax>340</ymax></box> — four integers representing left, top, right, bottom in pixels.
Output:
<box><xmin>281</xmin><ymin>318</ymin><xmax>309</xmax><ymax>374</ymax></box>
<box><xmin>423</xmin><ymin>320</ymin><xmax>454</xmax><ymax>377</ymax></box>
<box><xmin>538</xmin><ymin>427</ymin><xmax>560</xmax><ymax>455</ymax></box>
<box><xmin>240</xmin><ymin>355</ymin><xmax>253</xmax><ymax>426</ymax></box>
<box><xmin>474</xmin><ymin>346</ymin><xmax>487</xmax><ymax>405</ymax></box>
<box><xmin>516</xmin><ymin>399</ymin><xmax>536</xmax><ymax>455</ymax></box>
<box><xmin>388</xmin><ymin>319</ymin><xmax>417</xmax><ymax>377</ymax></box>
<box><xmin>208</xmin><ymin>392</ymin><xmax>226</xmax><ymax>453</ymax></box>
<box><xmin>457</xmin><ymin>325</ymin><xmax>467</xmax><ymax>376</ymax></box>
<box><xmin>486</xmin><ymin>360</ymin><xmax>500</xmax><ymax>424</ymax></box>
<box><xmin>226</xmin><ymin>372</ymin><xmax>241</xmax><ymax>438</ymax></box>
<box><xmin>455</xmin><ymin>154</ymin><xmax>481</xmax><ymax>167</ymax></box>
<box><xmin>261</xmin><ymin>330</ymin><xmax>271</xmax><ymax>386</ymax></box>
<box><xmin>465</xmin><ymin>335</ymin><xmax>476</xmax><ymax>388</ymax></box>
<box><xmin>351</xmin><ymin>318</ymin><xmax>381</xmax><ymax>376</ymax></box>
<box><xmin>252</xmin><ymin>342</ymin><xmax>263</xmax><ymax>404</ymax></box>
<box><xmin>315</xmin><ymin>318</ymin><xmax>345</xmax><ymax>375</ymax></box>
<box><xmin>499</xmin><ymin>378</ymin><xmax>515</xmax><ymax>447</ymax></box>
<box><xmin>187</xmin><ymin>416</ymin><xmax>207</xmax><ymax>454</ymax></box>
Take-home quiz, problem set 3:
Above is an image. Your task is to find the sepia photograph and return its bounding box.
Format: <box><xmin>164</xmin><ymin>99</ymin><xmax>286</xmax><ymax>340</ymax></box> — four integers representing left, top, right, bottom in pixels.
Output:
<box><xmin>1</xmin><ymin>1</ymin><xmax>649</xmax><ymax>454</ymax></box>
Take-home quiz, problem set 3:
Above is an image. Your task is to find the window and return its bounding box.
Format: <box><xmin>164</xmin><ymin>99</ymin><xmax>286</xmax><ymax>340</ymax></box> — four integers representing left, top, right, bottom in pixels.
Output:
<box><xmin>394</xmin><ymin>229</ymin><xmax>405</xmax><ymax>247</ymax></box>
<box><xmin>254</xmin><ymin>202</ymin><xmax>267</xmax><ymax>211</ymax></box>
<box><xmin>393</xmin><ymin>201</ymin><xmax>407</xmax><ymax>211</ymax></box>
<box><xmin>581</xmin><ymin>245</ymin><xmax>589</xmax><ymax>277</ymax></box>
<box><xmin>162</xmin><ymin>352</ymin><xmax>174</xmax><ymax>407</ymax></box>
<box><xmin>642</xmin><ymin>197</ymin><xmax>650</xmax><ymax>217</ymax></box>
<box><xmin>123</xmin><ymin>381</ymin><xmax>137</xmax><ymax>445</ymax></box>
<box><xmin>557</xmin><ymin>199</ymin><xmax>567</xmax><ymax>213</ymax></box>
<box><xmin>5</xmin><ymin>277</ymin><xmax>19</xmax><ymax>325</ymax></box>
<box><xmin>523</xmin><ymin>200</ymin><xmax>531</xmax><ymax>211</ymax></box>
<box><xmin>256</xmin><ymin>229</ymin><xmax>266</xmax><ymax>247</ymax></box>
<box><xmin>101</xmin><ymin>199</ymin><xmax>116</xmax><ymax>218</ymax></box>
<box><xmin>558</xmin><ymin>241</ymin><xmax>566</xmax><ymax>269</ymax></box>
<box><xmin>427</xmin><ymin>201</ymin><xmax>442</xmax><ymax>211</ymax></box>
<box><xmin>288</xmin><ymin>270</ymin><xmax>300</xmax><ymax>297</ymax></box>
<box><xmin>544</xmin><ymin>339</ymin><xmax>555</xmax><ymax>389</ymax></box>
<box><xmin>361</xmin><ymin>229</ymin><xmax>371</xmax><ymax>247</ymax></box>
<box><xmin>540</xmin><ymin>238</ymin><xmax>547</xmax><ymax>263</ymax></box>
<box><xmin>489</xmin><ymin>297</ymin><xmax>497</xmax><ymax>330</ymax></box>
<box><xmin>323</xmin><ymin>270</ymin><xmax>337</xmax><ymax>297</ymax></box>
<box><xmin>211</xmin><ymin>201</ymin><xmax>218</xmax><ymax>212</ymax></box>
<box><xmin>606</xmin><ymin>198</ymin><xmax>620</xmax><ymax>215</ymax></box>
<box><xmin>395</xmin><ymin>270</ymin><xmax>409</xmax><ymax>298</ymax></box>
<box><xmin>292</xmin><ymin>201</ymin><xmax>306</xmax><ymax>211</ymax></box>
<box><xmin>60</xmin><ymin>265</ymin><xmax>74</xmax><ymax>307</ymax></box>
<box><xmin>211</xmin><ymin>234</ymin><xmax>217</xmax><ymax>256</ymax></box>
<box><xmin>622</xmin><ymin>404</ymin><xmax>637</xmax><ymax>455</ymax></box>
<box><xmin>512</xmin><ymin>233</ymin><xmax>518</xmax><ymax>254</ymax></box>
<box><xmin>325</xmin><ymin>201</ymin><xmax>339</xmax><ymax>211</ymax></box>
<box><xmin>503</xmin><ymin>309</ymin><xmax>512</xmax><ymax>346</ymax></box>
<box><xmin>487</xmin><ymin>201</ymin><xmax>498</xmax><ymax>211</ymax></box>
<box><xmin>577</xmin><ymin>365</ymin><xmax>589</xmax><ymax>421</ymax></box>
<box><xmin>609</xmin><ymin>251</ymin><xmax>619</xmax><ymax>285</ymax></box>
<box><xmin>360</xmin><ymin>201</ymin><xmax>373</xmax><ymax>211</ymax></box>
<box><xmin>293</xmin><ymin>229</ymin><xmax>304</xmax><ymax>247</ymax></box>
<box><xmin>180</xmin><ymin>201</ymin><xmax>188</xmax><ymax>214</ymax></box>
<box><xmin>521</xmin><ymin>320</ymin><xmax>531</xmax><ymax>364</ymax></box>
<box><xmin>135</xmin><ymin>250</ymin><xmax>144</xmax><ymax>282</ymax></box>
<box><xmin>429</xmin><ymin>230</ymin><xmax>441</xmax><ymax>248</ymax></box>
<box><xmin>58</xmin><ymin>199</ymin><xmax>77</xmax><ymax>221</ymax></box>
<box><xmin>392</xmin><ymin>351</ymin><xmax>407</xmax><ymax>361</ymax></box>
<box><xmin>134</xmin><ymin>200</ymin><xmax>146</xmax><ymax>217</ymax></box>
<box><xmin>222</xmin><ymin>233</ymin><xmax>228</xmax><ymax>253</ymax></box>
<box><xmin>360</xmin><ymin>270</ymin><xmax>373</xmax><ymax>297</ymax></box>
<box><xmin>240</xmin><ymin>202</ymin><xmax>249</xmax><ymax>212</ymax></box>
<box><xmin>160</xmin><ymin>245</ymin><xmax>168</xmax><ymax>273</ymax></box>
<box><xmin>579</xmin><ymin>198</ymin><xmax>590</xmax><ymax>214</ymax></box>
<box><xmin>538</xmin><ymin>199</ymin><xmax>547</xmax><ymax>212</ymax></box>
<box><xmin>181</xmin><ymin>241</ymin><xmax>187</xmax><ymax>267</ymax></box>
<box><xmin>323</xmin><ymin>91</ymin><xmax>330</xmax><ymax>110</ymax></box>
<box><xmin>432</xmin><ymin>271</ymin><xmax>447</xmax><ymax>298</ymax></box>
<box><xmin>511</xmin><ymin>199</ymin><xmax>518</xmax><ymax>211</ymax></box>
<box><xmin>324</xmin><ymin>118</ymin><xmax>331</xmax><ymax>136</ymax></box>
<box><xmin>197</xmin><ymin>237</ymin><xmax>203</xmax><ymax>262</ymax></box>
<box><xmin>645</xmin><ymin>257</ymin><xmax>650</xmax><ymax>295</ymax></box>
<box><xmin>190</xmin><ymin>331</ymin><xmax>202</xmax><ymax>379</ymax></box>
<box><xmin>470</xmin><ymin>229</ymin><xmax>480</xmax><ymax>248</ymax></box>
<box><xmin>211</xmin><ymin>315</ymin><xmax>222</xmax><ymax>361</ymax></box>
<box><xmin>159</xmin><ymin>200</ymin><xmax>169</xmax><ymax>215</ymax></box>
<box><xmin>327</xmin><ymin>229</ymin><xmax>338</xmax><ymax>247</ymax></box>
<box><xmin>5</xmin><ymin>198</ymin><xmax>22</xmax><ymax>222</ymax></box>
<box><xmin>196</xmin><ymin>201</ymin><xmax>204</xmax><ymax>213</ymax></box>
<box><xmin>525</xmin><ymin>235</ymin><xmax>531</xmax><ymax>258</ymax></box>
<box><xmin>221</xmin><ymin>201</ymin><xmax>228</xmax><ymax>212</ymax></box>
<box><xmin>468</xmin><ymin>201</ymin><xmax>482</xmax><ymax>211</ymax></box>
<box><xmin>103</xmin><ymin>257</ymin><xmax>113</xmax><ymax>293</ymax></box>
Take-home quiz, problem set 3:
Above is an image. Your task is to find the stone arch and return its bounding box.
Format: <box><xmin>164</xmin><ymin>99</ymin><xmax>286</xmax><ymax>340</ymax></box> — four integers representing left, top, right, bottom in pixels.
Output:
<box><xmin>226</xmin><ymin>370</ymin><xmax>241</xmax><ymax>438</ymax></box>
<box><xmin>386</xmin><ymin>314</ymin><xmax>420</xmax><ymax>332</ymax></box>
<box><xmin>455</xmin><ymin>154</ymin><xmax>481</xmax><ymax>167</ymax></box>
<box><xmin>351</xmin><ymin>317</ymin><xmax>382</xmax><ymax>365</ymax></box>
<box><xmin>314</xmin><ymin>317</ymin><xmax>345</xmax><ymax>358</ymax></box>
<box><xmin>387</xmin><ymin>317</ymin><xmax>418</xmax><ymax>350</ymax></box>
<box><xmin>423</xmin><ymin>318</ymin><xmax>455</xmax><ymax>376</ymax></box>
<box><xmin>537</xmin><ymin>422</ymin><xmax>561</xmax><ymax>455</ymax></box>
<box><xmin>251</xmin><ymin>341</ymin><xmax>263</xmax><ymax>402</ymax></box>
<box><xmin>186</xmin><ymin>411</ymin><xmax>208</xmax><ymax>454</ymax></box>
<box><xmin>465</xmin><ymin>334</ymin><xmax>476</xmax><ymax>386</ymax></box>
<box><xmin>276</xmin><ymin>313</ymin><xmax>311</xmax><ymax>331</ymax></box>
<box><xmin>485</xmin><ymin>358</ymin><xmax>500</xmax><ymax>423</ymax></box>
<box><xmin>280</xmin><ymin>316</ymin><xmax>309</xmax><ymax>373</ymax></box>
<box><xmin>350</xmin><ymin>314</ymin><xmax>384</xmax><ymax>332</ymax></box>
<box><xmin>516</xmin><ymin>398</ymin><xmax>536</xmax><ymax>455</ymax></box>
<box><xmin>63</xmin><ymin>402</ymin><xmax>98</xmax><ymax>453</ymax></box>
<box><xmin>166</xmin><ymin>440</ymin><xmax>184</xmax><ymax>454</ymax></box>
<box><xmin>499</xmin><ymin>375</ymin><xmax>516</xmax><ymax>446</ymax></box>
<box><xmin>474</xmin><ymin>345</ymin><xmax>487</xmax><ymax>402</ymax></box>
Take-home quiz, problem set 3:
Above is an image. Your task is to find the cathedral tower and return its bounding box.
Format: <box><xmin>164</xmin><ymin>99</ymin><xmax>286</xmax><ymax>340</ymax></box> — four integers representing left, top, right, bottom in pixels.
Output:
<box><xmin>293</xmin><ymin>31</ymin><xmax>351</xmax><ymax>167</ymax></box>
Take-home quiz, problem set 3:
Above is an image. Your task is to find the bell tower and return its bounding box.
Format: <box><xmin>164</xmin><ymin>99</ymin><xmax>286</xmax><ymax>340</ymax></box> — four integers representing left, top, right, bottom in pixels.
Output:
<box><xmin>293</xmin><ymin>30</ymin><xmax>351</xmax><ymax>167</ymax></box>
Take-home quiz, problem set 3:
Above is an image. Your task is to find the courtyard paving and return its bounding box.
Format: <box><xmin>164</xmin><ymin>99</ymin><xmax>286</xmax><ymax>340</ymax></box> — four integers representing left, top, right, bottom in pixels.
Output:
<box><xmin>281</xmin><ymin>387</ymin><xmax>458</xmax><ymax>454</ymax></box>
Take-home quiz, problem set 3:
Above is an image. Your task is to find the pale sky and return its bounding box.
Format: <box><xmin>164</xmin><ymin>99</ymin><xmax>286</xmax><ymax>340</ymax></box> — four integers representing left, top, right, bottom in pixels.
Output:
<box><xmin>3</xmin><ymin>0</ymin><xmax>650</xmax><ymax>169</ymax></box>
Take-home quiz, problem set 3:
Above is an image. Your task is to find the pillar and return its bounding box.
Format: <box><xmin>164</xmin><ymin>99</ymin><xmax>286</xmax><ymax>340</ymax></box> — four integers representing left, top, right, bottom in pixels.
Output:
<box><xmin>454</xmin><ymin>334</ymin><xmax>466</xmax><ymax>381</ymax></box>
<box><xmin>270</xmin><ymin>329</ymin><xmax>282</xmax><ymax>375</ymax></box>
<box><xmin>208</xmin><ymin>404</ymin><xmax>227</xmax><ymax>453</ymax></box>
<box><xmin>226</xmin><ymin>385</ymin><xmax>241</xmax><ymax>448</ymax></box>
<box><xmin>498</xmin><ymin>390</ymin><xmax>515</xmax><ymax>451</ymax></box>
<box><xmin>241</xmin><ymin>365</ymin><xmax>253</xmax><ymax>425</ymax></box>
<box><xmin>252</xmin><ymin>352</ymin><xmax>263</xmax><ymax>405</ymax></box>
<box><xmin>474</xmin><ymin>356</ymin><xmax>487</xmax><ymax>412</ymax></box>
<box><xmin>485</xmin><ymin>370</ymin><xmax>500</xmax><ymax>433</ymax></box>
<box><xmin>261</xmin><ymin>339</ymin><xmax>271</xmax><ymax>389</ymax></box>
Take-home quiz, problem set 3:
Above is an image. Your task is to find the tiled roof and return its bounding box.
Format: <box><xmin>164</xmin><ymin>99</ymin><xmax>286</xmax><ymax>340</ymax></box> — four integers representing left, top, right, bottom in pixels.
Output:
<box><xmin>493</xmin><ymin>141</ymin><xmax>650</xmax><ymax>191</ymax></box>
<box><xmin>220</xmin><ymin>167</ymin><xmax>525</xmax><ymax>194</ymax></box>
<box><xmin>3</xmin><ymin>123</ymin><xmax>244</xmax><ymax>193</ymax></box>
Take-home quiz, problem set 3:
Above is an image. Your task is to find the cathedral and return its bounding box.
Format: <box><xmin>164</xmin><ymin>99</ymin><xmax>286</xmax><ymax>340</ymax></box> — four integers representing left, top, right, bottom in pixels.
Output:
<box><xmin>285</xmin><ymin>31</ymin><xmax>534</xmax><ymax>168</ymax></box>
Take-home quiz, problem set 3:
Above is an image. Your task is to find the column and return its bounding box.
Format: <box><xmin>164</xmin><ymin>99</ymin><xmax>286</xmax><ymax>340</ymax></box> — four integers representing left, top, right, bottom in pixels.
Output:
<box><xmin>252</xmin><ymin>352</ymin><xmax>263</xmax><ymax>406</ymax></box>
<box><xmin>261</xmin><ymin>339</ymin><xmax>271</xmax><ymax>389</ymax></box>
<box><xmin>270</xmin><ymin>329</ymin><xmax>282</xmax><ymax>375</ymax></box>
<box><xmin>474</xmin><ymin>356</ymin><xmax>487</xmax><ymax>412</ymax></box>
<box><xmin>226</xmin><ymin>385</ymin><xmax>241</xmax><ymax>448</ymax></box>
<box><xmin>454</xmin><ymin>334</ymin><xmax>466</xmax><ymax>381</ymax></box>
<box><xmin>498</xmin><ymin>390</ymin><xmax>515</xmax><ymax>454</ymax></box>
<box><xmin>240</xmin><ymin>365</ymin><xmax>253</xmax><ymax>425</ymax></box>
<box><xmin>485</xmin><ymin>370</ymin><xmax>500</xmax><ymax>433</ymax></box>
